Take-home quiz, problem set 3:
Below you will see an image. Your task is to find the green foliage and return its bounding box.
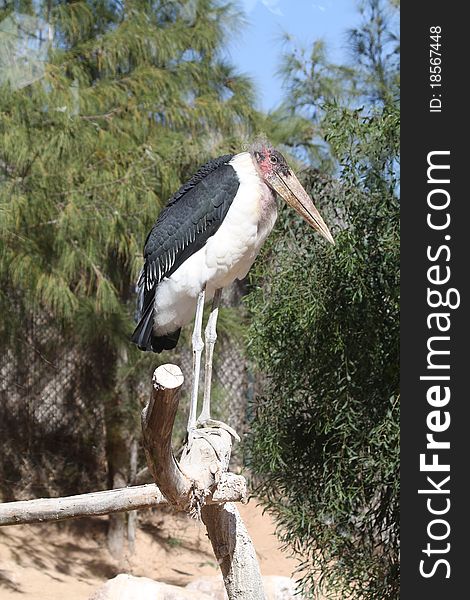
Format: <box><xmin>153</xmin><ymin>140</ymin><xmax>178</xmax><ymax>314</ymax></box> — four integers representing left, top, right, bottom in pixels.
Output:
<box><xmin>245</xmin><ymin>1</ymin><xmax>399</xmax><ymax>598</ymax></box>
<box><xmin>246</xmin><ymin>176</ymin><xmax>399</xmax><ymax>599</ymax></box>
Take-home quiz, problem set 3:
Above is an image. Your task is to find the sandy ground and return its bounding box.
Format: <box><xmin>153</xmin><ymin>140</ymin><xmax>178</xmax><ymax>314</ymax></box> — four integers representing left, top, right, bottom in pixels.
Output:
<box><xmin>0</xmin><ymin>499</ymin><xmax>298</xmax><ymax>600</ymax></box>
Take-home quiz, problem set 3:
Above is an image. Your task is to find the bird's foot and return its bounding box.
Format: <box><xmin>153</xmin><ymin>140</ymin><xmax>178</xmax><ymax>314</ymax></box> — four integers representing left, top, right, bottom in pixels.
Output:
<box><xmin>196</xmin><ymin>417</ymin><xmax>240</xmax><ymax>442</ymax></box>
<box><xmin>185</xmin><ymin>426</ymin><xmax>225</xmax><ymax>460</ymax></box>
<box><xmin>184</xmin><ymin>420</ymin><xmax>239</xmax><ymax>460</ymax></box>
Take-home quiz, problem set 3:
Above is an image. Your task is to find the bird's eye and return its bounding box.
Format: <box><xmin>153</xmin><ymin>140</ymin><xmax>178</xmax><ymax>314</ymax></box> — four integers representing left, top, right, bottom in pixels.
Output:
<box><xmin>270</xmin><ymin>155</ymin><xmax>278</xmax><ymax>164</ymax></box>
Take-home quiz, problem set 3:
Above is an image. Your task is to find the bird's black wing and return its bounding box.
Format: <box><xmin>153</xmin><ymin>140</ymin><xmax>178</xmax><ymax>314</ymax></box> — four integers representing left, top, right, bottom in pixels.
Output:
<box><xmin>131</xmin><ymin>154</ymin><xmax>240</xmax><ymax>351</ymax></box>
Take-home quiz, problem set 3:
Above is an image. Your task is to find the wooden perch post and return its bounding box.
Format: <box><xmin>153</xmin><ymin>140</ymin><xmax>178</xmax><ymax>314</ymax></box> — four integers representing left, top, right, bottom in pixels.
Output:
<box><xmin>141</xmin><ymin>364</ymin><xmax>244</xmax><ymax>515</ymax></box>
<box><xmin>142</xmin><ymin>364</ymin><xmax>266</xmax><ymax>600</ymax></box>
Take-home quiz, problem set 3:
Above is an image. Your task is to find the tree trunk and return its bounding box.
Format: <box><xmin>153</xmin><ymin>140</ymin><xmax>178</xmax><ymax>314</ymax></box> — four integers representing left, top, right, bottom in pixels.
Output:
<box><xmin>105</xmin><ymin>346</ymin><xmax>134</xmax><ymax>559</ymax></box>
<box><xmin>127</xmin><ymin>437</ymin><xmax>138</xmax><ymax>554</ymax></box>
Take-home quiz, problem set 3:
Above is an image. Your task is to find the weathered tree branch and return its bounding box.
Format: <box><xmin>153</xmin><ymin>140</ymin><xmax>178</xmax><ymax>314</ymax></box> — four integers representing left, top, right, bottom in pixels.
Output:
<box><xmin>0</xmin><ymin>484</ymin><xmax>165</xmax><ymax>526</ymax></box>
<box><xmin>141</xmin><ymin>363</ymin><xmax>190</xmax><ymax>507</ymax></box>
<box><xmin>0</xmin><ymin>479</ymin><xmax>247</xmax><ymax>527</ymax></box>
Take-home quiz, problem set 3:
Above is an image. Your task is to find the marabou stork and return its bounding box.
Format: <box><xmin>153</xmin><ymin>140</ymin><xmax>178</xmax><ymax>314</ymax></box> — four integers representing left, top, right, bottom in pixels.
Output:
<box><xmin>131</xmin><ymin>143</ymin><xmax>334</xmax><ymax>441</ymax></box>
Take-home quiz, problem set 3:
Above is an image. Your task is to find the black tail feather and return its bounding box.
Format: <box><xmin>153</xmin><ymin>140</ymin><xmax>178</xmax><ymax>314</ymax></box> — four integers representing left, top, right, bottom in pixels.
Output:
<box><xmin>150</xmin><ymin>328</ymin><xmax>181</xmax><ymax>353</ymax></box>
<box><xmin>130</xmin><ymin>301</ymin><xmax>155</xmax><ymax>351</ymax></box>
<box><xmin>131</xmin><ymin>303</ymin><xmax>181</xmax><ymax>354</ymax></box>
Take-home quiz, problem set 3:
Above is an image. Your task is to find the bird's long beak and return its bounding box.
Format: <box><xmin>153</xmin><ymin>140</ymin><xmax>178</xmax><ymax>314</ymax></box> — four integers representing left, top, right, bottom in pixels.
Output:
<box><xmin>267</xmin><ymin>170</ymin><xmax>335</xmax><ymax>244</ymax></box>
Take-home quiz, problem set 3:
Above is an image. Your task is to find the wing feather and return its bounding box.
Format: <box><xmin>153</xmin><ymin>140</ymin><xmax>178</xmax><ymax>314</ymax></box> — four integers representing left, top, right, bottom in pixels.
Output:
<box><xmin>134</xmin><ymin>154</ymin><xmax>239</xmax><ymax>323</ymax></box>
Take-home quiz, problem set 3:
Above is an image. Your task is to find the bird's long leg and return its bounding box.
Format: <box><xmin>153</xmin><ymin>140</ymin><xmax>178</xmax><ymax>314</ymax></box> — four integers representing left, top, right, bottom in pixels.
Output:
<box><xmin>199</xmin><ymin>288</ymin><xmax>221</xmax><ymax>423</ymax></box>
<box><xmin>197</xmin><ymin>289</ymin><xmax>240</xmax><ymax>441</ymax></box>
<box><xmin>187</xmin><ymin>287</ymin><xmax>205</xmax><ymax>434</ymax></box>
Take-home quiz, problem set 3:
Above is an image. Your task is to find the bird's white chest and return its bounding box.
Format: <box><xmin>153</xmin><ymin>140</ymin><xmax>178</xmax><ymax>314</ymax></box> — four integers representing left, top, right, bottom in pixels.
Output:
<box><xmin>204</xmin><ymin>155</ymin><xmax>277</xmax><ymax>286</ymax></box>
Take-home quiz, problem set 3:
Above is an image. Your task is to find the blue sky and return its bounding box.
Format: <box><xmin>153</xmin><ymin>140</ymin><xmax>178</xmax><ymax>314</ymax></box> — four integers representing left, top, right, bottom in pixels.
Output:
<box><xmin>228</xmin><ymin>0</ymin><xmax>361</xmax><ymax>110</ymax></box>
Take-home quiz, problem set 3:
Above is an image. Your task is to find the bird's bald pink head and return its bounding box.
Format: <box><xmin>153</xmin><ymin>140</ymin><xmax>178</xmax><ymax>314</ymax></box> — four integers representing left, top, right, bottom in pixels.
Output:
<box><xmin>249</xmin><ymin>143</ymin><xmax>335</xmax><ymax>245</ymax></box>
<box><xmin>252</xmin><ymin>145</ymin><xmax>291</xmax><ymax>178</ymax></box>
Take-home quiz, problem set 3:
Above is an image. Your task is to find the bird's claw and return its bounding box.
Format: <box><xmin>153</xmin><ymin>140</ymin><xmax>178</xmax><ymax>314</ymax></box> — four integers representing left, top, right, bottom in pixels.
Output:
<box><xmin>185</xmin><ymin>427</ymin><xmax>223</xmax><ymax>460</ymax></box>
<box><xmin>184</xmin><ymin>420</ymin><xmax>240</xmax><ymax>460</ymax></box>
<box><xmin>196</xmin><ymin>418</ymin><xmax>240</xmax><ymax>442</ymax></box>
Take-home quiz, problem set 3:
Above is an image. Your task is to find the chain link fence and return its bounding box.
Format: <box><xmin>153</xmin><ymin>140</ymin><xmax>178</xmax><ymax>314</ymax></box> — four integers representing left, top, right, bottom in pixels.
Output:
<box><xmin>0</xmin><ymin>313</ymin><xmax>108</xmax><ymax>501</ymax></box>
